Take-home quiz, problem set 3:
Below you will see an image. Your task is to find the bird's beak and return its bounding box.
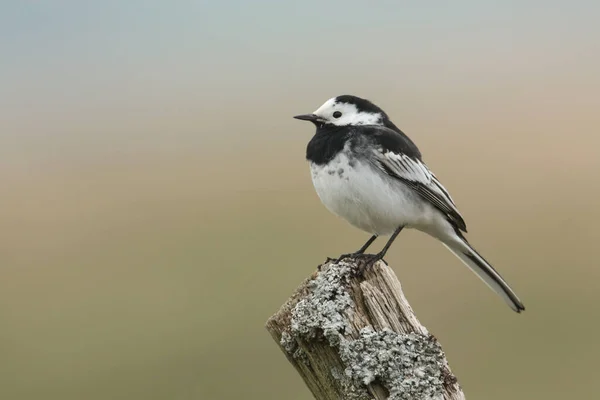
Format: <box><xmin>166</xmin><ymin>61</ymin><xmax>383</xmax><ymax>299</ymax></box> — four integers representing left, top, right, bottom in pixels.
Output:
<box><xmin>293</xmin><ymin>114</ymin><xmax>320</xmax><ymax>122</ymax></box>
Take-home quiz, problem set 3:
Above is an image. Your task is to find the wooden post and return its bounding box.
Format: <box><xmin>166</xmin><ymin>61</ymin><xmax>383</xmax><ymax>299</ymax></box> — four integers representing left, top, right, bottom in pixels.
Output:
<box><xmin>266</xmin><ymin>257</ymin><xmax>466</xmax><ymax>400</ymax></box>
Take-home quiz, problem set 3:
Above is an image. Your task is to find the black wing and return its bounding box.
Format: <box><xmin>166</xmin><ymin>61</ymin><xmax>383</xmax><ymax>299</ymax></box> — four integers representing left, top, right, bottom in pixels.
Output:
<box><xmin>360</xmin><ymin>126</ymin><xmax>467</xmax><ymax>232</ymax></box>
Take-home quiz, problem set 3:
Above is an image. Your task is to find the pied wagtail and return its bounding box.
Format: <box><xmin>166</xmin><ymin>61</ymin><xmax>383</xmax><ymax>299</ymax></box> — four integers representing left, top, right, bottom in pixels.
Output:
<box><xmin>294</xmin><ymin>95</ymin><xmax>525</xmax><ymax>313</ymax></box>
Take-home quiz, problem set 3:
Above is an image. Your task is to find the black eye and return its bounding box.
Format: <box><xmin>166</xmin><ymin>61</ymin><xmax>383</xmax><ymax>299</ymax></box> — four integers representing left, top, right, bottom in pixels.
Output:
<box><xmin>332</xmin><ymin>111</ymin><xmax>342</xmax><ymax>118</ymax></box>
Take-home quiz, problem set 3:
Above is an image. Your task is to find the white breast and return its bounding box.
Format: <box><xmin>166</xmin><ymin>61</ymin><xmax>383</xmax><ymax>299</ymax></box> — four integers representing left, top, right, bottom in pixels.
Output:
<box><xmin>310</xmin><ymin>152</ymin><xmax>439</xmax><ymax>236</ymax></box>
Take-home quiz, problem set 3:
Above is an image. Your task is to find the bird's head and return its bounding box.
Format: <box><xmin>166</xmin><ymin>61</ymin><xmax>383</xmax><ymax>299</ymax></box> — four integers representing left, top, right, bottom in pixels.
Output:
<box><xmin>294</xmin><ymin>95</ymin><xmax>391</xmax><ymax>128</ymax></box>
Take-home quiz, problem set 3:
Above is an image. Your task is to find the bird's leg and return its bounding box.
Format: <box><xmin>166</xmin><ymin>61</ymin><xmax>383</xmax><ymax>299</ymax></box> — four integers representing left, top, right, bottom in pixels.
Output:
<box><xmin>375</xmin><ymin>226</ymin><xmax>404</xmax><ymax>260</ymax></box>
<box><xmin>334</xmin><ymin>235</ymin><xmax>378</xmax><ymax>263</ymax></box>
<box><xmin>356</xmin><ymin>235</ymin><xmax>379</xmax><ymax>254</ymax></box>
<box><xmin>357</xmin><ymin>226</ymin><xmax>404</xmax><ymax>273</ymax></box>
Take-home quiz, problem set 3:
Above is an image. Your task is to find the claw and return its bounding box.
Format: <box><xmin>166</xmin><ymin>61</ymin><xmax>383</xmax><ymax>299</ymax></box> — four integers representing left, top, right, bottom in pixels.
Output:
<box><xmin>355</xmin><ymin>253</ymin><xmax>386</xmax><ymax>276</ymax></box>
<box><xmin>330</xmin><ymin>250</ymin><xmax>388</xmax><ymax>277</ymax></box>
<box><xmin>334</xmin><ymin>253</ymin><xmax>357</xmax><ymax>263</ymax></box>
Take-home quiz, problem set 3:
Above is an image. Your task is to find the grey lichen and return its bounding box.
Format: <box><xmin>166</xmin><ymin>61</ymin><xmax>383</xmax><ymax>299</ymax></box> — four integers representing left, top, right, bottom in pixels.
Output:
<box><xmin>280</xmin><ymin>331</ymin><xmax>309</xmax><ymax>363</ymax></box>
<box><xmin>331</xmin><ymin>367</ymin><xmax>371</xmax><ymax>400</ymax></box>
<box><xmin>340</xmin><ymin>327</ymin><xmax>447</xmax><ymax>400</ymax></box>
<box><xmin>280</xmin><ymin>331</ymin><xmax>296</xmax><ymax>354</ymax></box>
<box><xmin>288</xmin><ymin>261</ymin><xmax>355</xmax><ymax>347</ymax></box>
<box><xmin>278</xmin><ymin>260</ymin><xmax>452</xmax><ymax>399</ymax></box>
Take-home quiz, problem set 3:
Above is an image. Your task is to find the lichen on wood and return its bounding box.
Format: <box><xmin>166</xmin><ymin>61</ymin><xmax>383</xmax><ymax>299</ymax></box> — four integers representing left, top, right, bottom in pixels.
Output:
<box><xmin>266</xmin><ymin>258</ymin><xmax>465</xmax><ymax>400</ymax></box>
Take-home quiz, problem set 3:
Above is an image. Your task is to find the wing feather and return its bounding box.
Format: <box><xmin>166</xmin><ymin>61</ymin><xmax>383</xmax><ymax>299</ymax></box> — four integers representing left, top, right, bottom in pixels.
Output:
<box><xmin>374</xmin><ymin>149</ymin><xmax>467</xmax><ymax>232</ymax></box>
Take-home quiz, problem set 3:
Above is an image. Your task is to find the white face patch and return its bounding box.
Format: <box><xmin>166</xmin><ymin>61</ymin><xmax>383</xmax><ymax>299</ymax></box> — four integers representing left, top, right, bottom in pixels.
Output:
<box><xmin>313</xmin><ymin>97</ymin><xmax>384</xmax><ymax>127</ymax></box>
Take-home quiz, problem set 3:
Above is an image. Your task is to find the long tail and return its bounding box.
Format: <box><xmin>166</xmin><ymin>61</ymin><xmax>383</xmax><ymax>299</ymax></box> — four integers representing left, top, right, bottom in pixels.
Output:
<box><xmin>442</xmin><ymin>238</ymin><xmax>525</xmax><ymax>313</ymax></box>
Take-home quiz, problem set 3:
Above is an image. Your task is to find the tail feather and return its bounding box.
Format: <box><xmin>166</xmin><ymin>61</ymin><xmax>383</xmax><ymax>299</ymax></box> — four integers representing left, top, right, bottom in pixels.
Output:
<box><xmin>442</xmin><ymin>241</ymin><xmax>525</xmax><ymax>313</ymax></box>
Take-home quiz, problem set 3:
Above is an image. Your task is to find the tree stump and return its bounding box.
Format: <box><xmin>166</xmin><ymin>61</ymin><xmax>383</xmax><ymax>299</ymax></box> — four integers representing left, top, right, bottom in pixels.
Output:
<box><xmin>266</xmin><ymin>257</ymin><xmax>465</xmax><ymax>400</ymax></box>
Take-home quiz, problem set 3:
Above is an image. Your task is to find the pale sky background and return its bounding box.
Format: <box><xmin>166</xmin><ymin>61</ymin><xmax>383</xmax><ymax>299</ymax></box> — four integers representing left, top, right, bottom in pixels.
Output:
<box><xmin>1</xmin><ymin>1</ymin><xmax>598</xmax><ymax>167</ymax></box>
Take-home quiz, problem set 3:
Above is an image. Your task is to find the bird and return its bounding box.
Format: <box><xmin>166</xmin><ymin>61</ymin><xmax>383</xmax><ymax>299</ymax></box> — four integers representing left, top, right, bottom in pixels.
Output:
<box><xmin>293</xmin><ymin>95</ymin><xmax>525</xmax><ymax>313</ymax></box>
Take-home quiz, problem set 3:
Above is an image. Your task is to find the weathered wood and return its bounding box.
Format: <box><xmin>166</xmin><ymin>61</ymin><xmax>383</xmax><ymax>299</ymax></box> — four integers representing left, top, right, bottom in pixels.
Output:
<box><xmin>266</xmin><ymin>257</ymin><xmax>465</xmax><ymax>400</ymax></box>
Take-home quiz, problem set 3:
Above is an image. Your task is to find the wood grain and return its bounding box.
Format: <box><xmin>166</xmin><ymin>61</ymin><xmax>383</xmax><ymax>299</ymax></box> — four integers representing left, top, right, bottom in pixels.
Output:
<box><xmin>266</xmin><ymin>257</ymin><xmax>465</xmax><ymax>400</ymax></box>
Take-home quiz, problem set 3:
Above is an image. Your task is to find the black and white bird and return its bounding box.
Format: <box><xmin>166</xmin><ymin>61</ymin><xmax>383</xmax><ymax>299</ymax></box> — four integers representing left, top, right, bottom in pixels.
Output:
<box><xmin>294</xmin><ymin>95</ymin><xmax>525</xmax><ymax>313</ymax></box>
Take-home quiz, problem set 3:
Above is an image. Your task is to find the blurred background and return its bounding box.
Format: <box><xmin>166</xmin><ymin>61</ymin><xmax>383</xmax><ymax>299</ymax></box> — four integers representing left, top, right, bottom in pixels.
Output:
<box><xmin>1</xmin><ymin>1</ymin><xmax>599</xmax><ymax>399</ymax></box>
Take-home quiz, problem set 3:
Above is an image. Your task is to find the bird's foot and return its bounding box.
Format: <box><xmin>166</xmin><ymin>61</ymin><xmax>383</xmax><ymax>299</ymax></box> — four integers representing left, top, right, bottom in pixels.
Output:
<box><xmin>321</xmin><ymin>253</ymin><xmax>365</xmax><ymax>270</ymax></box>
<box><xmin>354</xmin><ymin>252</ymin><xmax>387</xmax><ymax>276</ymax></box>
<box><xmin>333</xmin><ymin>252</ymin><xmax>362</xmax><ymax>264</ymax></box>
<box><xmin>327</xmin><ymin>251</ymin><xmax>388</xmax><ymax>276</ymax></box>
